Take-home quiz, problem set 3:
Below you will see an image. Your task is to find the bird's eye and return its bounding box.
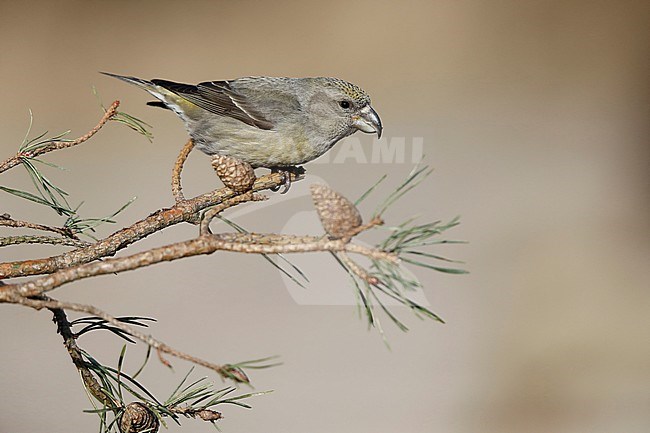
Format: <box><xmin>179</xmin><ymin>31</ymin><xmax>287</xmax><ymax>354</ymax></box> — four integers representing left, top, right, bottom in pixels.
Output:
<box><xmin>339</xmin><ymin>100</ymin><xmax>351</xmax><ymax>109</ymax></box>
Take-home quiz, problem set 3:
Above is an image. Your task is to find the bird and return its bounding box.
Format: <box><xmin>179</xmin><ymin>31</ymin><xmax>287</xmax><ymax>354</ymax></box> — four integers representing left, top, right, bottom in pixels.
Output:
<box><xmin>102</xmin><ymin>72</ymin><xmax>382</xmax><ymax>192</ymax></box>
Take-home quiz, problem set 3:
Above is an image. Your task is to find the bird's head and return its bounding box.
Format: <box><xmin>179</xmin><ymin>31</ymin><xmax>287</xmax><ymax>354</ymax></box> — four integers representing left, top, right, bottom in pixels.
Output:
<box><xmin>307</xmin><ymin>78</ymin><xmax>383</xmax><ymax>142</ymax></box>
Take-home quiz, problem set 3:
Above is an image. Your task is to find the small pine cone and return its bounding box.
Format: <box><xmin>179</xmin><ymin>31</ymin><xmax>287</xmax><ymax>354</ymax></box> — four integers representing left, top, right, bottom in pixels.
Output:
<box><xmin>211</xmin><ymin>155</ymin><xmax>256</xmax><ymax>193</ymax></box>
<box><xmin>119</xmin><ymin>402</ymin><xmax>160</xmax><ymax>433</ymax></box>
<box><xmin>310</xmin><ymin>184</ymin><xmax>362</xmax><ymax>238</ymax></box>
<box><xmin>197</xmin><ymin>409</ymin><xmax>223</xmax><ymax>422</ymax></box>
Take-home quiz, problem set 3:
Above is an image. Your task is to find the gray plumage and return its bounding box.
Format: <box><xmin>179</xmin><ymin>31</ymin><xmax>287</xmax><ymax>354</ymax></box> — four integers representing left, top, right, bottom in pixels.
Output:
<box><xmin>102</xmin><ymin>73</ymin><xmax>382</xmax><ymax>168</ymax></box>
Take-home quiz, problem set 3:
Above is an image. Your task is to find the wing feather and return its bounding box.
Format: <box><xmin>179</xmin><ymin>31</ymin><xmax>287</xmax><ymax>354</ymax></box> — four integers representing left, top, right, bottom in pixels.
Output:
<box><xmin>151</xmin><ymin>79</ymin><xmax>274</xmax><ymax>130</ymax></box>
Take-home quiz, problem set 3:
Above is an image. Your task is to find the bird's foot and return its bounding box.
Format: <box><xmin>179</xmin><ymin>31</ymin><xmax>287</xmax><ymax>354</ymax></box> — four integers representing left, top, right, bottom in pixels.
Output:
<box><xmin>270</xmin><ymin>166</ymin><xmax>306</xmax><ymax>194</ymax></box>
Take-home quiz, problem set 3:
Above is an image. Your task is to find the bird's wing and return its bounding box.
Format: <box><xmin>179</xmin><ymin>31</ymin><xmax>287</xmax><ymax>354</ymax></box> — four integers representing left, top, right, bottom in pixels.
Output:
<box><xmin>151</xmin><ymin>79</ymin><xmax>274</xmax><ymax>130</ymax></box>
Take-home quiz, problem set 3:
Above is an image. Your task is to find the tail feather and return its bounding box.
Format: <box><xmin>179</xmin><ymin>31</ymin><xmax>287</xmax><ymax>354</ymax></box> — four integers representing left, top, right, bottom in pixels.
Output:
<box><xmin>101</xmin><ymin>72</ymin><xmax>193</xmax><ymax>118</ymax></box>
<box><xmin>101</xmin><ymin>71</ymin><xmax>174</xmax><ymax>110</ymax></box>
<box><xmin>100</xmin><ymin>72</ymin><xmax>154</xmax><ymax>89</ymax></box>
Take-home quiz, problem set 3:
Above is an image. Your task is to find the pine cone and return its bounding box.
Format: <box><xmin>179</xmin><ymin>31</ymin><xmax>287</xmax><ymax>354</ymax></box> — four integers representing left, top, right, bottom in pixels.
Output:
<box><xmin>310</xmin><ymin>184</ymin><xmax>362</xmax><ymax>238</ymax></box>
<box><xmin>119</xmin><ymin>402</ymin><xmax>159</xmax><ymax>433</ymax></box>
<box><xmin>211</xmin><ymin>155</ymin><xmax>256</xmax><ymax>193</ymax></box>
<box><xmin>197</xmin><ymin>409</ymin><xmax>223</xmax><ymax>422</ymax></box>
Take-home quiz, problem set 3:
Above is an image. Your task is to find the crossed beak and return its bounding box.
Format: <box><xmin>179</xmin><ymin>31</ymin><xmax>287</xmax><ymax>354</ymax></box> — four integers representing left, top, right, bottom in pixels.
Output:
<box><xmin>352</xmin><ymin>105</ymin><xmax>383</xmax><ymax>139</ymax></box>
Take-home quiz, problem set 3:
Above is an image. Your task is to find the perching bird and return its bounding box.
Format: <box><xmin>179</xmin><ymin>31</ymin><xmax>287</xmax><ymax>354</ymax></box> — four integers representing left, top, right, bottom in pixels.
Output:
<box><xmin>102</xmin><ymin>72</ymin><xmax>382</xmax><ymax>191</ymax></box>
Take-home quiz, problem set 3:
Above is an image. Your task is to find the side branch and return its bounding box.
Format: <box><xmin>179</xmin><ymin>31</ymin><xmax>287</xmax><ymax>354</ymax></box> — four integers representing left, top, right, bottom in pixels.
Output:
<box><xmin>0</xmin><ymin>172</ymin><xmax>291</xmax><ymax>279</ymax></box>
<box><xmin>48</xmin><ymin>303</ymin><xmax>116</xmax><ymax>407</ymax></box>
<box><xmin>19</xmin><ymin>296</ymin><xmax>237</xmax><ymax>382</ymax></box>
<box><xmin>0</xmin><ymin>235</ymin><xmax>90</xmax><ymax>248</ymax></box>
<box><xmin>172</xmin><ymin>139</ymin><xmax>195</xmax><ymax>203</ymax></box>
<box><xmin>1</xmin><ymin>233</ymin><xmax>395</xmax><ymax>299</ymax></box>
<box><xmin>0</xmin><ymin>101</ymin><xmax>120</xmax><ymax>174</ymax></box>
<box><xmin>0</xmin><ymin>214</ymin><xmax>77</xmax><ymax>238</ymax></box>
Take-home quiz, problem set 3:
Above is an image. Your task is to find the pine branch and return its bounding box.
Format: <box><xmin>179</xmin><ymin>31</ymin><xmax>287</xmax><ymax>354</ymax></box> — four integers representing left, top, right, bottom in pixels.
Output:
<box><xmin>0</xmin><ymin>234</ymin><xmax>90</xmax><ymax>248</ymax></box>
<box><xmin>0</xmin><ymin>101</ymin><xmax>120</xmax><ymax>175</ymax></box>
<box><xmin>0</xmin><ymin>213</ymin><xmax>77</xmax><ymax>238</ymax></box>
<box><xmin>0</xmin><ymin>95</ymin><xmax>467</xmax><ymax>433</ymax></box>
<box><xmin>17</xmin><ymin>296</ymin><xmax>252</xmax><ymax>383</ymax></box>
<box><xmin>0</xmin><ymin>171</ymin><xmax>292</xmax><ymax>279</ymax></box>
<box><xmin>171</xmin><ymin>139</ymin><xmax>195</xmax><ymax>203</ymax></box>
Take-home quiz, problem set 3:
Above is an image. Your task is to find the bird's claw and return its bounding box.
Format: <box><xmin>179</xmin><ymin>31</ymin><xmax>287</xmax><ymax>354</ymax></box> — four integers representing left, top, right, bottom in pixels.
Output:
<box><xmin>270</xmin><ymin>170</ymin><xmax>292</xmax><ymax>194</ymax></box>
<box><xmin>279</xmin><ymin>172</ymin><xmax>292</xmax><ymax>194</ymax></box>
<box><xmin>270</xmin><ymin>166</ymin><xmax>305</xmax><ymax>194</ymax></box>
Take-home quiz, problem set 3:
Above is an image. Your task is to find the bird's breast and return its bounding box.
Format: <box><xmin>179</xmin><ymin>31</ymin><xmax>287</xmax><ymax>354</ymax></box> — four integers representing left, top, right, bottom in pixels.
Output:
<box><xmin>186</xmin><ymin>116</ymin><xmax>337</xmax><ymax>168</ymax></box>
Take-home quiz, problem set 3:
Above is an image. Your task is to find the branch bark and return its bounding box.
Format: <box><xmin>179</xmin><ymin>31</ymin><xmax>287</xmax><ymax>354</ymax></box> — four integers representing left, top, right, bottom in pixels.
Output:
<box><xmin>48</xmin><ymin>301</ymin><xmax>117</xmax><ymax>407</ymax></box>
<box><xmin>171</xmin><ymin>139</ymin><xmax>195</xmax><ymax>203</ymax></box>
<box><xmin>0</xmin><ymin>214</ymin><xmax>77</xmax><ymax>238</ymax></box>
<box><xmin>0</xmin><ymin>172</ymin><xmax>291</xmax><ymax>279</ymax></box>
<box><xmin>0</xmin><ymin>232</ymin><xmax>395</xmax><ymax>300</ymax></box>
<box><xmin>0</xmin><ymin>235</ymin><xmax>89</xmax><ymax>248</ymax></box>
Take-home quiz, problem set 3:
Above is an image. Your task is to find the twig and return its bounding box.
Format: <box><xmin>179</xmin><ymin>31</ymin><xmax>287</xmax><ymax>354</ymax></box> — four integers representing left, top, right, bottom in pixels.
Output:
<box><xmin>0</xmin><ymin>171</ymin><xmax>292</xmax><ymax>279</ymax></box>
<box><xmin>171</xmin><ymin>139</ymin><xmax>195</xmax><ymax>203</ymax></box>
<box><xmin>0</xmin><ymin>233</ymin><xmax>396</xmax><ymax>300</ymax></box>
<box><xmin>156</xmin><ymin>347</ymin><xmax>173</xmax><ymax>369</ymax></box>
<box><xmin>0</xmin><ymin>101</ymin><xmax>120</xmax><ymax>175</ymax></box>
<box><xmin>343</xmin><ymin>243</ymin><xmax>399</xmax><ymax>263</ymax></box>
<box><xmin>0</xmin><ymin>235</ymin><xmax>90</xmax><ymax>248</ymax></box>
<box><xmin>200</xmin><ymin>192</ymin><xmax>268</xmax><ymax>235</ymax></box>
<box><xmin>0</xmin><ymin>214</ymin><xmax>76</xmax><ymax>238</ymax></box>
<box><xmin>338</xmin><ymin>252</ymin><xmax>379</xmax><ymax>285</ymax></box>
<box><xmin>343</xmin><ymin>216</ymin><xmax>385</xmax><ymax>238</ymax></box>
<box><xmin>18</xmin><ymin>296</ymin><xmax>238</xmax><ymax>381</ymax></box>
<box><xmin>48</xmin><ymin>300</ymin><xmax>117</xmax><ymax>407</ymax></box>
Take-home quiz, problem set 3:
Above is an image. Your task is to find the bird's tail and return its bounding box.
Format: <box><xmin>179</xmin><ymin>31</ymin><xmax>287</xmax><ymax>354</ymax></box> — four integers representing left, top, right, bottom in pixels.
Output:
<box><xmin>100</xmin><ymin>72</ymin><xmax>149</xmax><ymax>86</ymax></box>
<box><xmin>100</xmin><ymin>72</ymin><xmax>157</xmax><ymax>91</ymax></box>
<box><xmin>101</xmin><ymin>71</ymin><xmax>180</xmax><ymax>111</ymax></box>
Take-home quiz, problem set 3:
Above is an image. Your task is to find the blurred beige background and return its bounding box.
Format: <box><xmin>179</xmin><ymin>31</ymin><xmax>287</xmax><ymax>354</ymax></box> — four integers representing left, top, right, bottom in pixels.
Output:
<box><xmin>1</xmin><ymin>1</ymin><xmax>649</xmax><ymax>432</ymax></box>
